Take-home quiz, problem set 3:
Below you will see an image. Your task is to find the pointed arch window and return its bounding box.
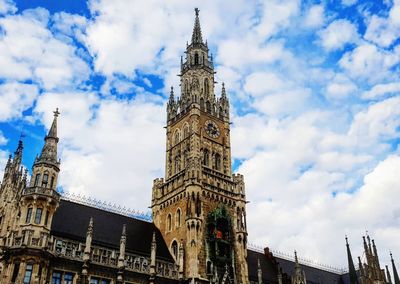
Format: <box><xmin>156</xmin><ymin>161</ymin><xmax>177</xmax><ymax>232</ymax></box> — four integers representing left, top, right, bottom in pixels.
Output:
<box><xmin>167</xmin><ymin>214</ymin><xmax>172</xmax><ymax>232</ymax></box>
<box><xmin>215</xmin><ymin>153</ymin><xmax>221</xmax><ymax>170</ymax></box>
<box><xmin>194</xmin><ymin>53</ymin><xmax>199</xmax><ymax>65</ymax></box>
<box><xmin>203</xmin><ymin>149</ymin><xmax>209</xmax><ymax>166</ymax></box>
<box><xmin>50</xmin><ymin>176</ymin><xmax>55</xmax><ymax>189</ymax></box>
<box><xmin>176</xmin><ymin>209</ymin><xmax>181</xmax><ymax>228</ymax></box>
<box><xmin>174</xmin><ymin>130</ymin><xmax>180</xmax><ymax>145</ymax></box>
<box><xmin>171</xmin><ymin>240</ymin><xmax>178</xmax><ymax>259</ymax></box>
<box><xmin>204</xmin><ymin>78</ymin><xmax>209</xmax><ymax>95</ymax></box>
<box><xmin>200</xmin><ymin>98</ymin><xmax>205</xmax><ymax>111</ymax></box>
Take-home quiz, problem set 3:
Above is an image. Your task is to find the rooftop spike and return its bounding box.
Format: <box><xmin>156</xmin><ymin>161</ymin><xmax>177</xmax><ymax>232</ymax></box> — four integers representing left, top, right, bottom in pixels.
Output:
<box><xmin>387</xmin><ymin>265</ymin><xmax>393</xmax><ymax>284</ymax></box>
<box><xmin>47</xmin><ymin>108</ymin><xmax>60</xmax><ymax>140</ymax></box>
<box><xmin>221</xmin><ymin>82</ymin><xmax>227</xmax><ymax>99</ymax></box>
<box><xmin>35</xmin><ymin>109</ymin><xmax>60</xmax><ymax>167</ymax></box>
<box><xmin>346</xmin><ymin>236</ymin><xmax>359</xmax><ymax>284</ymax></box>
<box><xmin>191</xmin><ymin>8</ymin><xmax>203</xmax><ymax>44</ymax></box>
<box><xmin>391</xmin><ymin>252</ymin><xmax>400</xmax><ymax>284</ymax></box>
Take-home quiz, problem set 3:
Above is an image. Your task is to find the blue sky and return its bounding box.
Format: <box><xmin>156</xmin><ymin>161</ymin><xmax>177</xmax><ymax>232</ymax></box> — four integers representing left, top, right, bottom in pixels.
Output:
<box><xmin>0</xmin><ymin>0</ymin><xmax>399</xmax><ymax>269</ymax></box>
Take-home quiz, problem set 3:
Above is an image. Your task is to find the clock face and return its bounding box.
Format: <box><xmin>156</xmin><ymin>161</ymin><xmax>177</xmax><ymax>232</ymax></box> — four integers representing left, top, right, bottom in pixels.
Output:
<box><xmin>205</xmin><ymin>120</ymin><xmax>220</xmax><ymax>138</ymax></box>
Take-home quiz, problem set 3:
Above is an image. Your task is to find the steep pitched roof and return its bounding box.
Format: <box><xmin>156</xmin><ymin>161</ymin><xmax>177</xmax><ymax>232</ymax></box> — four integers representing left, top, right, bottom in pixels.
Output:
<box><xmin>51</xmin><ymin>199</ymin><xmax>174</xmax><ymax>262</ymax></box>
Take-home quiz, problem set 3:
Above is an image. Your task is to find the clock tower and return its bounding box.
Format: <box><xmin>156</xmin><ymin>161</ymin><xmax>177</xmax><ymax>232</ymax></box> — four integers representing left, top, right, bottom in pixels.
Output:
<box><xmin>152</xmin><ymin>9</ymin><xmax>249</xmax><ymax>284</ymax></box>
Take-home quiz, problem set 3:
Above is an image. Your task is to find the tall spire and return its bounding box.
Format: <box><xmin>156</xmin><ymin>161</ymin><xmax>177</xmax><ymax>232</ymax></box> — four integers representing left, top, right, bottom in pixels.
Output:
<box><xmin>391</xmin><ymin>252</ymin><xmax>400</xmax><ymax>284</ymax></box>
<box><xmin>346</xmin><ymin>236</ymin><xmax>359</xmax><ymax>284</ymax></box>
<box><xmin>387</xmin><ymin>265</ymin><xmax>393</xmax><ymax>284</ymax></box>
<box><xmin>191</xmin><ymin>8</ymin><xmax>203</xmax><ymax>45</ymax></box>
<box><xmin>36</xmin><ymin>109</ymin><xmax>60</xmax><ymax>166</ymax></box>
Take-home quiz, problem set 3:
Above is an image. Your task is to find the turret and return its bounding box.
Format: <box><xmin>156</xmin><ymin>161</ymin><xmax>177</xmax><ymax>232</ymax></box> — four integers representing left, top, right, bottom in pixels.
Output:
<box><xmin>346</xmin><ymin>236</ymin><xmax>359</xmax><ymax>284</ymax></box>
<box><xmin>391</xmin><ymin>252</ymin><xmax>400</xmax><ymax>284</ymax></box>
<box><xmin>292</xmin><ymin>251</ymin><xmax>306</xmax><ymax>284</ymax></box>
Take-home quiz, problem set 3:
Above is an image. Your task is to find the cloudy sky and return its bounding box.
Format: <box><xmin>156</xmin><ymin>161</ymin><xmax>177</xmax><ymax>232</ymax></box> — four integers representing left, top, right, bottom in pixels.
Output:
<box><xmin>0</xmin><ymin>0</ymin><xmax>399</xmax><ymax>270</ymax></box>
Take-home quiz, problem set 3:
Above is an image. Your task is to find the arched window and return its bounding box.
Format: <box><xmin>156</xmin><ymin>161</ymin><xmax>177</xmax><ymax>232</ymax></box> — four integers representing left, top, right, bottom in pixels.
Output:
<box><xmin>34</xmin><ymin>174</ymin><xmax>40</xmax><ymax>187</ymax></box>
<box><xmin>176</xmin><ymin>209</ymin><xmax>181</xmax><ymax>228</ymax></box>
<box><xmin>215</xmin><ymin>153</ymin><xmax>221</xmax><ymax>170</ymax></box>
<box><xmin>184</xmin><ymin>79</ymin><xmax>189</xmax><ymax>94</ymax></box>
<box><xmin>206</xmin><ymin>101</ymin><xmax>211</xmax><ymax>113</ymax></box>
<box><xmin>171</xmin><ymin>240</ymin><xmax>178</xmax><ymax>259</ymax></box>
<box><xmin>203</xmin><ymin>149</ymin><xmax>209</xmax><ymax>166</ymax></box>
<box><xmin>167</xmin><ymin>214</ymin><xmax>172</xmax><ymax>231</ymax></box>
<box><xmin>194</xmin><ymin>53</ymin><xmax>199</xmax><ymax>65</ymax></box>
<box><xmin>204</xmin><ymin>78</ymin><xmax>209</xmax><ymax>95</ymax></box>
<box><xmin>174</xmin><ymin>153</ymin><xmax>181</xmax><ymax>173</ymax></box>
<box><xmin>174</xmin><ymin>130</ymin><xmax>180</xmax><ymax>145</ymax></box>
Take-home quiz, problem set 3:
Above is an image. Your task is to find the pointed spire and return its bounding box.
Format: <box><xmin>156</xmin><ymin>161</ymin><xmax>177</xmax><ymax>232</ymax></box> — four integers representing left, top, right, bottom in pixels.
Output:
<box><xmin>346</xmin><ymin>236</ymin><xmax>359</xmax><ymax>284</ymax></box>
<box><xmin>387</xmin><ymin>265</ymin><xmax>393</xmax><ymax>284</ymax></box>
<box><xmin>47</xmin><ymin>108</ymin><xmax>60</xmax><ymax>140</ymax></box>
<box><xmin>391</xmin><ymin>252</ymin><xmax>400</xmax><ymax>284</ymax></box>
<box><xmin>358</xmin><ymin>256</ymin><xmax>364</xmax><ymax>278</ymax></box>
<box><xmin>5</xmin><ymin>154</ymin><xmax>11</xmax><ymax>170</ymax></box>
<box><xmin>191</xmin><ymin>8</ymin><xmax>203</xmax><ymax>44</ymax></box>
<box><xmin>12</xmin><ymin>139</ymin><xmax>23</xmax><ymax>169</ymax></box>
<box><xmin>169</xmin><ymin>86</ymin><xmax>175</xmax><ymax>102</ymax></box>
<box><xmin>221</xmin><ymin>82</ymin><xmax>227</xmax><ymax>99</ymax></box>
<box><xmin>36</xmin><ymin>109</ymin><xmax>60</xmax><ymax>167</ymax></box>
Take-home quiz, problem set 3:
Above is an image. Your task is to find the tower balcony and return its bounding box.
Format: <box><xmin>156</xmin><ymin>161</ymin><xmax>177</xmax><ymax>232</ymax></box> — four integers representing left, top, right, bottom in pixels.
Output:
<box><xmin>22</xmin><ymin>186</ymin><xmax>61</xmax><ymax>202</ymax></box>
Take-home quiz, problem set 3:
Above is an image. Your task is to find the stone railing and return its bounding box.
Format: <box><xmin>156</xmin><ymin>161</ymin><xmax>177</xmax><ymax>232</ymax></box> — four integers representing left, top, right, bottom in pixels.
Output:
<box><xmin>50</xmin><ymin>237</ymin><xmax>179</xmax><ymax>280</ymax></box>
<box><xmin>23</xmin><ymin>186</ymin><xmax>61</xmax><ymax>201</ymax></box>
<box><xmin>8</xmin><ymin>230</ymin><xmax>51</xmax><ymax>250</ymax></box>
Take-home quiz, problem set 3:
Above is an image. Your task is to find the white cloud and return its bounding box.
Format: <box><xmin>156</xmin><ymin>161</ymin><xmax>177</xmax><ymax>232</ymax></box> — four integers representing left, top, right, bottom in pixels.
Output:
<box><xmin>304</xmin><ymin>5</ymin><xmax>324</xmax><ymax>28</ymax></box>
<box><xmin>0</xmin><ymin>131</ymin><xmax>7</xmax><ymax>145</ymax></box>
<box><xmin>325</xmin><ymin>73</ymin><xmax>357</xmax><ymax>100</ymax></box>
<box><xmin>0</xmin><ymin>82</ymin><xmax>39</xmax><ymax>121</ymax></box>
<box><xmin>364</xmin><ymin>1</ymin><xmax>400</xmax><ymax>48</ymax></box>
<box><xmin>0</xmin><ymin>8</ymin><xmax>90</xmax><ymax>91</ymax></box>
<box><xmin>0</xmin><ymin>0</ymin><xmax>16</xmax><ymax>15</ymax></box>
<box><xmin>362</xmin><ymin>82</ymin><xmax>400</xmax><ymax>99</ymax></box>
<box><xmin>339</xmin><ymin>44</ymin><xmax>400</xmax><ymax>81</ymax></box>
<box><xmin>319</xmin><ymin>19</ymin><xmax>359</xmax><ymax>51</ymax></box>
<box><xmin>244</xmin><ymin>72</ymin><xmax>285</xmax><ymax>97</ymax></box>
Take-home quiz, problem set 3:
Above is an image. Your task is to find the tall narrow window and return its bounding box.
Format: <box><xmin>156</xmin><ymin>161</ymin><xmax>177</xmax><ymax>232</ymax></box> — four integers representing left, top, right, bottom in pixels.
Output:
<box><xmin>200</xmin><ymin>98</ymin><xmax>204</xmax><ymax>111</ymax></box>
<box><xmin>42</xmin><ymin>173</ymin><xmax>48</xmax><ymax>187</ymax></box>
<box><xmin>206</xmin><ymin>101</ymin><xmax>211</xmax><ymax>113</ymax></box>
<box><xmin>44</xmin><ymin>210</ymin><xmax>49</xmax><ymax>226</ymax></box>
<box><xmin>194</xmin><ymin>53</ymin><xmax>199</xmax><ymax>65</ymax></box>
<box><xmin>50</xmin><ymin>176</ymin><xmax>55</xmax><ymax>189</ymax></box>
<box><xmin>52</xmin><ymin>271</ymin><xmax>62</xmax><ymax>284</ymax></box>
<box><xmin>34</xmin><ymin>174</ymin><xmax>40</xmax><ymax>186</ymax></box>
<box><xmin>11</xmin><ymin>263</ymin><xmax>20</xmax><ymax>282</ymax></box>
<box><xmin>215</xmin><ymin>153</ymin><xmax>221</xmax><ymax>170</ymax></box>
<box><xmin>204</xmin><ymin>78</ymin><xmax>209</xmax><ymax>95</ymax></box>
<box><xmin>26</xmin><ymin>208</ymin><xmax>33</xmax><ymax>223</ymax></box>
<box><xmin>35</xmin><ymin>208</ymin><xmax>43</xmax><ymax>224</ymax></box>
<box><xmin>203</xmin><ymin>149</ymin><xmax>209</xmax><ymax>166</ymax></box>
<box><xmin>176</xmin><ymin>209</ymin><xmax>181</xmax><ymax>228</ymax></box>
<box><xmin>23</xmin><ymin>263</ymin><xmax>33</xmax><ymax>284</ymax></box>
<box><xmin>167</xmin><ymin>214</ymin><xmax>172</xmax><ymax>231</ymax></box>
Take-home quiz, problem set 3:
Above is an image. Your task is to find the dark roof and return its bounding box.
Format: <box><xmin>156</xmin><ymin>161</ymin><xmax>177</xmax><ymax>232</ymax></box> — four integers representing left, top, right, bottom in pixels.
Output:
<box><xmin>51</xmin><ymin>199</ymin><xmax>174</xmax><ymax>261</ymax></box>
<box><xmin>247</xmin><ymin>249</ymin><xmax>280</xmax><ymax>283</ymax></box>
<box><xmin>276</xmin><ymin>257</ymin><xmax>343</xmax><ymax>284</ymax></box>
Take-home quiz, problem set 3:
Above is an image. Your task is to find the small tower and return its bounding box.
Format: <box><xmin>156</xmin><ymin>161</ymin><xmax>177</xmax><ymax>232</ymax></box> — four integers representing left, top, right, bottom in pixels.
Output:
<box><xmin>1</xmin><ymin>109</ymin><xmax>61</xmax><ymax>283</ymax></box>
<box><xmin>291</xmin><ymin>251</ymin><xmax>306</xmax><ymax>284</ymax></box>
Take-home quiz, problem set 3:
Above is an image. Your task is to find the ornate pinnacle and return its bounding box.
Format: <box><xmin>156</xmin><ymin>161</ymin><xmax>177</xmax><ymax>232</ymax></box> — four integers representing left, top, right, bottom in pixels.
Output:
<box><xmin>221</xmin><ymin>82</ymin><xmax>227</xmax><ymax>99</ymax></box>
<box><xmin>169</xmin><ymin>86</ymin><xmax>175</xmax><ymax>102</ymax></box>
<box><xmin>191</xmin><ymin>8</ymin><xmax>203</xmax><ymax>44</ymax></box>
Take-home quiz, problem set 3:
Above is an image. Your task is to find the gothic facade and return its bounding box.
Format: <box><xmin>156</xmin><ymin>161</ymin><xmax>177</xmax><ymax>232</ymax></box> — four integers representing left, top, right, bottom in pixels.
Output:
<box><xmin>0</xmin><ymin>8</ymin><xmax>399</xmax><ymax>284</ymax></box>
